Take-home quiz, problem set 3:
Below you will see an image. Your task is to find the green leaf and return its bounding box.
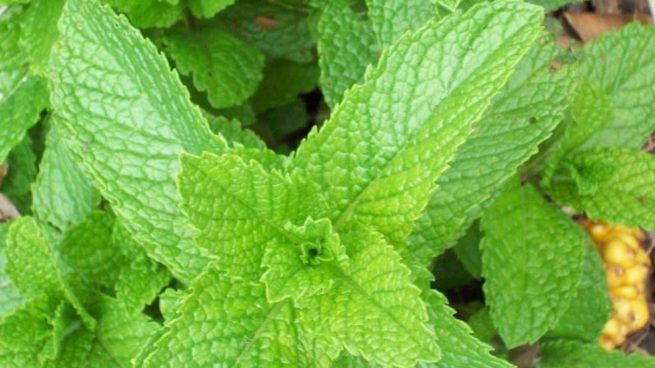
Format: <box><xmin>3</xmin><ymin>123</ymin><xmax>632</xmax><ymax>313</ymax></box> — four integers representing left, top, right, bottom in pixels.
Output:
<box><xmin>294</xmin><ymin>1</ymin><xmax>543</xmax><ymax>245</ymax></box>
<box><xmin>207</xmin><ymin>116</ymin><xmax>266</xmax><ymax>149</ymax></box>
<box><xmin>480</xmin><ymin>179</ymin><xmax>586</xmax><ymax>347</ymax></box>
<box><xmin>2</xmin><ymin>135</ymin><xmax>38</xmax><ymax>213</ymax></box>
<box><xmin>0</xmin><ymin>75</ymin><xmax>48</xmax><ymax>163</ymax></box>
<box><xmin>48</xmin><ymin>0</ymin><xmax>226</xmax><ymax>282</ymax></box>
<box><xmin>539</xmin><ymin>340</ymin><xmax>655</xmax><ymax>368</ymax></box>
<box><xmin>141</xmin><ymin>266</ymin><xmax>338</xmax><ymax>367</ymax></box>
<box><xmin>178</xmin><ymin>152</ymin><xmax>325</xmax><ymax>280</ymax></box>
<box><xmin>32</xmin><ymin>124</ymin><xmax>101</xmax><ymax>232</ymax></box>
<box><xmin>549</xmin><ymin>148</ymin><xmax>655</xmax><ymax>230</ymax></box>
<box><xmin>59</xmin><ymin>212</ymin><xmax>119</xmax><ymax>289</ymax></box>
<box><xmin>548</xmin><ymin>247</ymin><xmax>611</xmax><ymax>342</ymax></box>
<box><xmin>164</xmin><ymin>25</ymin><xmax>264</xmax><ymax>109</ymax></box>
<box><xmin>542</xmin><ymin>82</ymin><xmax>611</xmax><ymax>185</ymax></box>
<box><xmin>317</xmin><ymin>0</ymin><xmax>379</xmax><ymax>108</ymax></box>
<box><xmin>452</xmin><ymin>220</ymin><xmax>483</xmax><ymax>279</ymax></box>
<box><xmin>421</xmin><ymin>291</ymin><xmax>512</xmax><ymax>368</ymax></box>
<box><xmin>365</xmin><ymin>0</ymin><xmax>435</xmax><ymax>47</ymax></box>
<box><xmin>262</xmin><ymin>217</ymin><xmax>347</xmax><ymax>303</ymax></box>
<box><xmin>311</xmin><ymin>226</ymin><xmax>440</xmax><ymax>366</ymax></box>
<box><xmin>0</xmin><ymin>223</ymin><xmax>22</xmax><ymax>318</ymax></box>
<box><xmin>5</xmin><ymin>217</ymin><xmax>96</xmax><ymax>329</ymax></box>
<box><xmin>0</xmin><ymin>298</ymin><xmax>52</xmax><ymax>367</ymax></box>
<box><xmin>216</xmin><ymin>0</ymin><xmax>314</xmax><ymax>63</ymax></box>
<box><xmin>104</xmin><ymin>0</ymin><xmax>184</xmax><ymax>28</ymax></box>
<box><xmin>112</xmin><ymin>220</ymin><xmax>171</xmax><ymax>312</ymax></box>
<box><xmin>251</xmin><ymin>59</ymin><xmax>318</xmax><ymax>113</ymax></box>
<box><xmin>408</xmin><ymin>43</ymin><xmax>572</xmax><ymax>265</ymax></box>
<box><xmin>18</xmin><ymin>0</ymin><xmax>65</xmax><ymax>73</ymax></box>
<box><xmin>574</xmin><ymin>23</ymin><xmax>655</xmax><ymax>149</ymax></box>
<box><xmin>0</xmin><ymin>7</ymin><xmax>28</xmax><ymax>97</ymax></box>
<box><xmin>48</xmin><ymin>297</ymin><xmax>160</xmax><ymax>368</ymax></box>
<box><xmin>187</xmin><ymin>0</ymin><xmax>234</xmax><ymax>18</ymax></box>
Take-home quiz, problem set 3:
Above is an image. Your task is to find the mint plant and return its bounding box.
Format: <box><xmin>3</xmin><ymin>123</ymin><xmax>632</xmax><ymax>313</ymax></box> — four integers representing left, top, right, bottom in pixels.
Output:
<box><xmin>1</xmin><ymin>0</ymin><xmax>654</xmax><ymax>367</ymax></box>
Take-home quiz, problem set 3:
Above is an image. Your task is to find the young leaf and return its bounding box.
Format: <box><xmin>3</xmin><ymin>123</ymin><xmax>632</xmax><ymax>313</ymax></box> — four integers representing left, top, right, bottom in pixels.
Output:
<box><xmin>408</xmin><ymin>43</ymin><xmax>572</xmax><ymax>265</ymax></box>
<box><xmin>164</xmin><ymin>25</ymin><xmax>264</xmax><ymax>109</ymax></box>
<box><xmin>47</xmin><ymin>297</ymin><xmax>160</xmax><ymax>368</ymax></box>
<box><xmin>317</xmin><ymin>0</ymin><xmax>379</xmax><ymax>108</ymax></box>
<box><xmin>539</xmin><ymin>340</ymin><xmax>655</xmax><ymax>368</ymax></box>
<box><xmin>0</xmin><ymin>298</ymin><xmax>53</xmax><ymax>367</ymax></box>
<box><xmin>480</xmin><ymin>179</ymin><xmax>586</xmax><ymax>348</ymax></box>
<box><xmin>141</xmin><ymin>266</ymin><xmax>339</xmax><ymax>367</ymax></box>
<box><xmin>295</xmin><ymin>1</ymin><xmax>543</xmax><ymax>245</ymax></box>
<box><xmin>32</xmin><ymin>124</ymin><xmax>101</xmax><ymax>232</ymax></box>
<box><xmin>365</xmin><ymin>0</ymin><xmax>436</xmax><ymax>47</ymax></box>
<box><xmin>548</xmin><ymin>247</ymin><xmax>611</xmax><ymax>342</ymax></box>
<box><xmin>112</xmin><ymin>220</ymin><xmax>171</xmax><ymax>312</ymax></box>
<box><xmin>48</xmin><ymin>0</ymin><xmax>226</xmax><ymax>282</ymax></box>
<box><xmin>5</xmin><ymin>217</ymin><xmax>96</xmax><ymax>328</ymax></box>
<box><xmin>312</xmin><ymin>226</ymin><xmax>440</xmax><ymax>366</ymax></box>
<box><xmin>177</xmin><ymin>152</ymin><xmax>326</xmax><ymax>281</ymax></box>
<box><xmin>549</xmin><ymin>148</ymin><xmax>655</xmax><ymax>230</ymax></box>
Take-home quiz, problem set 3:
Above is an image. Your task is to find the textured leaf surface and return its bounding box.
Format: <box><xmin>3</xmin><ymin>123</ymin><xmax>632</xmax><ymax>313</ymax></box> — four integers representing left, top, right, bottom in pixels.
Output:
<box><xmin>112</xmin><ymin>220</ymin><xmax>171</xmax><ymax>312</ymax></box>
<box><xmin>217</xmin><ymin>0</ymin><xmax>314</xmax><ymax>63</ymax></box>
<box><xmin>142</xmin><ymin>266</ymin><xmax>337</xmax><ymax>367</ymax></box>
<box><xmin>573</xmin><ymin>23</ymin><xmax>655</xmax><ymax>149</ymax></box>
<box><xmin>59</xmin><ymin>212</ymin><xmax>119</xmax><ymax>289</ymax></box>
<box><xmin>539</xmin><ymin>340</ymin><xmax>655</xmax><ymax>368</ymax></box>
<box><xmin>365</xmin><ymin>0</ymin><xmax>435</xmax><ymax>47</ymax></box>
<box><xmin>0</xmin><ymin>299</ymin><xmax>52</xmax><ymax>367</ymax></box>
<box><xmin>47</xmin><ymin>298</ymin><xmax>159</xmax><ymax>368</ymax></box>
<box><xmin>18</xmin><ymin>0</ymin><xmax>65</xmax><ymax>72</ymax></box>
<box><xmin>49</xmin><ymin>0</ymin><xmax>225</xmax><ymax>282</ymax></box>
<box><xmin>165</xmin><ymin>26</ymin><xmax>264</xmax><ymax>109</ymax></box>
<box><xmin>0</xmin><ymin>8</ymin><xmax>26</xmax><ymax>97</ymax></box>
<box><xmin>0</xmin><ymin>75</ymin><xmax>48</xmax><ymax>163</ymax></box>
<box><xmin>5</xmin><ymin>217</ymin><xmax>95</xmax><ymax>328</ymax></box>
<box><xmin>421</xmin><ymin>291</ymin><xmax>512</xmax><ymax>368</ymax></box>
<box><xmin>207</xmin><ymin>116</ymin><xmax>266</xmax><ymax>149</ymax></box>
<box><xmin>481</xmin><ymin>179</ymin><xmax>586</xmax><ymax>347</ymax></box>
<box><xmin>313</xmin><ymin>227</ymin><xmax>440</xmax><ymax>366</ymax></box>
<box><xmin>548</xmin><ymin>247</ymin><xmax>611</xmax><ymax>342</ymax></box>
<box><xmin>317</xmin><ymin>0</ymin><xmax>379</xmax><ymax>108</ymax></box>
<box><xmin>0</xmin><ymin>224</ymin><xmax>22</xmax><ymax>318</ymax></box>
<box><xmin>295</xmin><ymin>1</ymin><xmax>543</xmax><ymax>244</ymax></box>
<box><xmin>178</xmin><ymin>153</ymin><xmax>325</xmax><ymax>281</ymax></box>
<box><xmin>32</xmin><ymin>125</ymin><xmax>100</xmax><ymax>232</ymax></box>
<box><xmin>409</xmin><ymin>43</ymin><xmax>572</xmax><ymax>265</ymax></box>
<box><xmin>549</xmin><ymin>148</ymin><xmax>655</xmax><ymax>230</ymax></box>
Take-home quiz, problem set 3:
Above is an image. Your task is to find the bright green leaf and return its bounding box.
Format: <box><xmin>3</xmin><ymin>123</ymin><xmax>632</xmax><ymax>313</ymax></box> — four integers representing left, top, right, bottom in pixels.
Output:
<box><xmin>481</xmin><ymin>179</ymin><xmax>585</xmax><ymax>347</ymax></box>
<box><xmin>48</xmin><ymin>0</ymin><xmax>226</xmax><ymax>282</ymax></box>
<box><xmin>295</xmin><ymin>1</ymin><xmax>543</xmax><ymax>245</ymax></box>
<box><xmin>365</xmin><ymin>0</ymin><xmax>435</xmax><ymax>47</ymax></box>
<box><xmin>539</xmin><ymin>340</ymin><xmax>655</xmax><ymax>368</ymax></box>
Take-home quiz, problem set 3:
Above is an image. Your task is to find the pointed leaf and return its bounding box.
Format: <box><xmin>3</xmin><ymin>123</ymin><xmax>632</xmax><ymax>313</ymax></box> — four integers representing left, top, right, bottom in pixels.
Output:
<box><xmin>48</xmin><ymin>0</ymin><xmax>225</xmax><ymax>282</ymax></box>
